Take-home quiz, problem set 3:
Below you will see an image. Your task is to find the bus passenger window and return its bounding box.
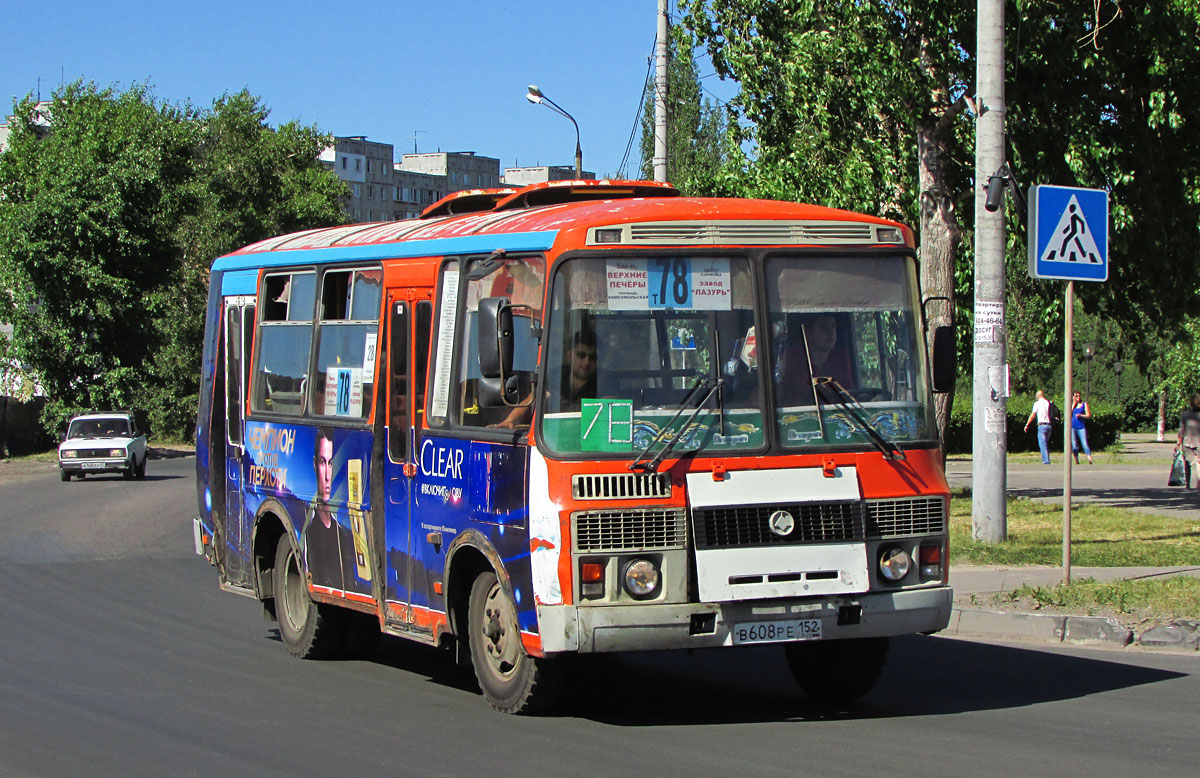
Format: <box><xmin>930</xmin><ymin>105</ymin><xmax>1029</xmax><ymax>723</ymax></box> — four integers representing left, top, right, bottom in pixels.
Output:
<box><xmin>312</xmin><ymin>268</ymin><xmax>382</xmax><ymax>419</ymax></box>
<box><xmin>253</xmin><ymin>271</ymin><xmax>316</xmax><ymax>415</ymax></box>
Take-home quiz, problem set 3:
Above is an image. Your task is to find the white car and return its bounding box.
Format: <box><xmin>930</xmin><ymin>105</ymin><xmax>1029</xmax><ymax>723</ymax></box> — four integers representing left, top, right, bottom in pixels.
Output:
<box><xmin>58</xmin><ymin>412</ymin><xmax>148</xmax><ymax>481</ymax></box>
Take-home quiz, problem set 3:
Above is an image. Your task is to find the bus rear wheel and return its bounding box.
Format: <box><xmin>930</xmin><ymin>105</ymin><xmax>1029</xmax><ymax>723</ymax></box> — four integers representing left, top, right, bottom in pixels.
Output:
<box><xmin>784</xmin><ymin>636</ymin><xmax>889</xmax><ymax>704</ymax></box>
<box><xmin>467</xmin><ymin>570</ymin><xmax>562</xmax><ymax>714</ymax></box>
<box><xmin>272</xmin><ymin>539</ymin><xmax>345</xmax><ymax>659</ymax></box>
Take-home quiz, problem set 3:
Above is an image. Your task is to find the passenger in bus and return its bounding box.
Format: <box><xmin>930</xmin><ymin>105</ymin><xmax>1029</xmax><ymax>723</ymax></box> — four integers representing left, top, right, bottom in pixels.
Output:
<box><xmin>493</xmin><ymin>328</ymin><xmax>598</xmax><ymax>428</ymax></box>
<box><xmin>776</xmin><ymin>313</ymin><xmax>853</xmax><ymax>406</ymax></box>
<box><xmin>303</xmin><ymin>426</ymin><xmax>349</xmax><ymax>589</ymax></box>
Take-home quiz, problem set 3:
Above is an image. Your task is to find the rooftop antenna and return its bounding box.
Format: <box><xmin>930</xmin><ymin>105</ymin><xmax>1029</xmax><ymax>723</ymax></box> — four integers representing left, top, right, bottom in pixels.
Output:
<box><xmin>404</xmin><ymin>130</ymin><xmax>426</xmax><ymax>154</ymax></box>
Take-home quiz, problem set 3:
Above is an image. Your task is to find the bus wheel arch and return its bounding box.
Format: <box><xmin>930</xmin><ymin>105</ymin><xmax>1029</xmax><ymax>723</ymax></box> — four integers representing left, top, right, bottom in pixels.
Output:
<box><xmin>251</xmin><ymin>500</ymin><xmax>293</xmax><ymax>616</ymax></box>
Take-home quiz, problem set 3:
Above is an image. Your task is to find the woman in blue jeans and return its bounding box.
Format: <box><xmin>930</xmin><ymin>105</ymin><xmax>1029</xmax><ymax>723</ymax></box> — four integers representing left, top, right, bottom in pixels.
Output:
<box><xmin>1071</xmin><ymin>391</ymin><xmax>1093</xmax><ymax>464</ymax></box>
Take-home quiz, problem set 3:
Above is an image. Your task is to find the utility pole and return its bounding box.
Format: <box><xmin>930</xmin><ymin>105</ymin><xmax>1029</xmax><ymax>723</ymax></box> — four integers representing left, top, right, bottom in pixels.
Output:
<box><xmin>653</xmin><ymin>0</ymin><xmax>669</xmax><ymax>183</ymax></box>
<box><xmin>972</xmin><ymin>0</ymin><xmax>1008</xmax><ymax>542</ymax></box>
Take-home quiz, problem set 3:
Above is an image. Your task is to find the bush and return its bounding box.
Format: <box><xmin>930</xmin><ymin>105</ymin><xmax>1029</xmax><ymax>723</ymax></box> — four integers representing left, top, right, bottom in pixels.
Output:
<box><xmin>945</xmin><ymin>393</ymin><xmax>1121</xmax><ymax>455</ymax></box>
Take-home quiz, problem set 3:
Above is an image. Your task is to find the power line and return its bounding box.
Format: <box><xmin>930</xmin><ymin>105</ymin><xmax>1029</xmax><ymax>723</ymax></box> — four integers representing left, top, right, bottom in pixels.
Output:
<box><xmin>618</xmin><ymin>34</ymin><xmax>658</xmax><ymax>178</ymax></box>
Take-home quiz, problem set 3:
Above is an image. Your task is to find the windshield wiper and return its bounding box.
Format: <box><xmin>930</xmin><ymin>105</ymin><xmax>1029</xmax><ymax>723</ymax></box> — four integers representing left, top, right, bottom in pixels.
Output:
<box><xmin>815</xmin><ymin>378</ymin><xmax>906</xmax><ymax>461</ymax></box>
<box><xmin>629</xmin><ymin>375</ymin><xmax>723</xmax><ymax>473</ymax></box>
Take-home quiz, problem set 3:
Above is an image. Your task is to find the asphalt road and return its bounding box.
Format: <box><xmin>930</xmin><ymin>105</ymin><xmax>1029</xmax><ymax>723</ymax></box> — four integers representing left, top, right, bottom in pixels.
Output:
<box><xmin>1</xmin><ymin>453</ymin><xmax>1198</xmax><ymax>777</ymax></box>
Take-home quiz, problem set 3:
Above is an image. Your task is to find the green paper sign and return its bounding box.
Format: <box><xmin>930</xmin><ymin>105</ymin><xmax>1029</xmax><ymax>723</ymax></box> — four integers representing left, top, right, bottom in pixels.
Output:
<box><xmin>580</xmin><ymin>399</ymin><xmax>634</xmax><ymax>451</ymax></box>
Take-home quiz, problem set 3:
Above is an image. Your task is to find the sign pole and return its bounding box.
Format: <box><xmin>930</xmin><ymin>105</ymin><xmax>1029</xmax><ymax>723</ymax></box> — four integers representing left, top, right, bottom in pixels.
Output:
<box><xmin>1063</xmin><ymin>281</ymin><xmax>1074</xmax><ymax>585</ymax></box>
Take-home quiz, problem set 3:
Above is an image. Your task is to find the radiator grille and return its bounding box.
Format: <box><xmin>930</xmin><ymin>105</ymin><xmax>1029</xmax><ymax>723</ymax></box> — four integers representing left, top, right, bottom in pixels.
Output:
<box><xmin>72</xmin><ymin>448</ymin><xmax>122</xmax><ymax>459</ymax></box>
<box><xmin>573</xmin><ymin>508</ymin><xmax>687</xmax><ymax>552</ymax></box>
<box><xmin>692</xmin><ymin>502</ymin><xmax>865</xmax><ymax>550</ymax></box>
<box><xmin>572</xmin><ymin>472</ymin><xmax>672</xmax><ymax>500</ymax></box>
<box><xmin>865</xmin><ymin>497</ymin><xmax>946</xmax><ymax>537</ymax></box>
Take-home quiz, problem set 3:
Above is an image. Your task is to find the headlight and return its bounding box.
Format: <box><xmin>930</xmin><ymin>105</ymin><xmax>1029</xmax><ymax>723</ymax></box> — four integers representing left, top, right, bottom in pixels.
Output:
<box><xmin>879</xmin><ymin>547</ymin><xmax>912</xmax><ymax>582</ymax></box>
<box><xmin>61</xmin><ymin>450</ymin><xmax>78</xmax><ymax>459</ymax></box>
<box><xmin>109</xmin><ymin>448</ymin><xmax>125</xmax><ymax>458</ymax></box>
<box><xmin>621</xmin><ymin>558</ymin><xmax>660</xmax><ymax>599</ymax></box>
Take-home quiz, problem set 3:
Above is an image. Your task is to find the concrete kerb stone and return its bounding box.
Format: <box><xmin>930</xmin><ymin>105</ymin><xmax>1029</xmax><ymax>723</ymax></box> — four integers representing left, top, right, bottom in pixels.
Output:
<box><xmin>947</xmin><ymin>608</ymin><xmax>1199</xmax><ymax>652</ymax></box>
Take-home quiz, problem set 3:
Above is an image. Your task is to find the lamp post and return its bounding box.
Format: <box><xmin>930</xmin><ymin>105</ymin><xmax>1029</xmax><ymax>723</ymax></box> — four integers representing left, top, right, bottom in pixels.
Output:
<box><xmin>526</xmin><ymin>85</ymin><xmax>582</xmax><ymax>178</ymax></box>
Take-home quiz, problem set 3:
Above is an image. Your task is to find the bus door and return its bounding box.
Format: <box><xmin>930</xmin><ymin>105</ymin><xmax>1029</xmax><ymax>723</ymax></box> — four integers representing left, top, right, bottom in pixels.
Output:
<box><xmin>222</xmin><ymin>297</ymin><xmax>256</xmax><ymax>588</ymax></box>
<box><xmin>382</xmin><ymin>292</ymin><xmax>433</xmax><ymax>631</ymax></box>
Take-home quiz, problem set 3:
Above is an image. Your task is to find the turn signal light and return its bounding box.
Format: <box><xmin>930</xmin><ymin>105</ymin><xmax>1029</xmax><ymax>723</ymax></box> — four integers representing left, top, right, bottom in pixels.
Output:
<box><xmin>919</xmin><ymin>543</ymin><xmax>943</xmax><ymax>580</ymax></box>
<box><xmin>581</xmin><ymin>561</ymin><xmax>605</xmax><ymax>600</ymax></box>
<box><xmin>581</xmin><ymin>563</ymin><xmax>604</xmax><ymax>582</ymax></box>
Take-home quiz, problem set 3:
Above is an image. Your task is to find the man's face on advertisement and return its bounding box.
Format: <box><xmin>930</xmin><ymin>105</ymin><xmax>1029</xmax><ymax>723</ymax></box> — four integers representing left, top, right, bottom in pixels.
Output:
<box><xmin>315</xmin><ymin>436</ymin><xmax>333</xmax><ymax>503</ymax></box>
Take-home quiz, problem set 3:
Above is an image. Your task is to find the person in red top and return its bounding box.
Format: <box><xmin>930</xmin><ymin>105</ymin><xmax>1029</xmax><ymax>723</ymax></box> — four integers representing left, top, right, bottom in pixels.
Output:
<box><xmin>776</xmin><ymin>313</ymin><xmax>854</xmax><ymax>406</ymax></box>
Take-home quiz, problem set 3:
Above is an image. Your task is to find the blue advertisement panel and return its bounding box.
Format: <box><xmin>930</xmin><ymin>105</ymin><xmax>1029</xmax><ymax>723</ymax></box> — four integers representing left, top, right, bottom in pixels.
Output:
<box><xmin>242</xmin><ymin>420</ymin><xmax>375</xmax><ymax>598</ymax></box>
<box><xmin>384</xmin><ymin>434</ymin><xmax>535</xmax><ymax>635</ymax></box>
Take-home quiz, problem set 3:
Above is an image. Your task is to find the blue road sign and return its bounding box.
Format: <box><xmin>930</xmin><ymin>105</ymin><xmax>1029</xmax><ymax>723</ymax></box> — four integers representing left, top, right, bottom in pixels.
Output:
<box><xmin>1028</xmin><ymin>185</ymin><xmax>1108</xmax><ymax>281</ymax></box>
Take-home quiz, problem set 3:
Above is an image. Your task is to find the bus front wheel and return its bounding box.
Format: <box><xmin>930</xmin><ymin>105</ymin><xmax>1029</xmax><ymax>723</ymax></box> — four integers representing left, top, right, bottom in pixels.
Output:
<box><xmin>272</xmin><ymin>539</ymin><xmax>345</xmax><ymax>659</ymax></box>
<box><xmin>467</xmin><ymin>570</ymin><xmax>562</xmax><ymax>714</ymax></box>
<box><xmin>784</xmin><ymin>636</ymin><xmax>889</xmax><ymax>704</ymax></box>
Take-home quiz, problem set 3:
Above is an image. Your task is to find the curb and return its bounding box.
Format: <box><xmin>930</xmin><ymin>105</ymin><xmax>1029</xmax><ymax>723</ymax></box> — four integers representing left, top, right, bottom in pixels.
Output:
<box><xmin>945</xmin><ymin>608</ymin><xmax>1200</xmax><ymax>652</ymax></box>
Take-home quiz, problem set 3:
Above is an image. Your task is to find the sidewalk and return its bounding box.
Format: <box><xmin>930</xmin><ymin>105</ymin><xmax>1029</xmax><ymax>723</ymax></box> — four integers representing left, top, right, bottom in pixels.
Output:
<box><xmin>944</xmin><ymin>434</ymin><xmax>1200</xmax><ymax>652</ymax></box>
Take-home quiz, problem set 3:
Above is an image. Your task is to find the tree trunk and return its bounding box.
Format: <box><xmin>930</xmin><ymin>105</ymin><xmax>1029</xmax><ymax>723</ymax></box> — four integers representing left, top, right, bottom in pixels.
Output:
<box><xmin>917</xmin><ymin>118</ymin><xmax>963</xmax><ymax>453</ymax></box>
<box><xmin>1157</xmin><ymin>390</ymin><xmax>1167</xmax><ymax>442</ymax></box>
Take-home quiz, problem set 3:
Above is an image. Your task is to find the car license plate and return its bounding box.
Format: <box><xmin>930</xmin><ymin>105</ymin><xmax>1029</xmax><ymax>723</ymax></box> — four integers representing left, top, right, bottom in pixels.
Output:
<box><xmin>732</xmin><ymin>618</ymin><xmax>822</xmax><ymax>645</ymax></box>
<box><xmin>82</xmin><ymin>462</ymin><xmax>106</xmax><ymax>470</ymax></box>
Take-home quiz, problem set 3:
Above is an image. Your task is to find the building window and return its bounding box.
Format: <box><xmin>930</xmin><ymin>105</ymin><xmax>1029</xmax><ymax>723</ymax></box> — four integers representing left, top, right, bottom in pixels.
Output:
<box><xmin>341</xmin><ymin>157</ymin><xmax>347</xmax><ymax>170</ymax></box>
<box><xmin>353</xmin><ymin>184</ymin><xmax>362</xmax><ymax>198</ymax></box>
<box><xmin>355</xmin><ymin>159</ymin><xmax>361</xmax><ymax>171</ymax></box>
<box><xmin>463</xmin><ymin>173</ymin><xmax>470</xmax><ymax>186</ymax></box>
<box><xmin>367</xmin><ymin>160</ymin><xmax>373</xmax><ymax>173</ymax></box>
<box><xmin>368</xmin><ymin>185</ymin><xmax>374</xmax><ymax>199</ymax></box>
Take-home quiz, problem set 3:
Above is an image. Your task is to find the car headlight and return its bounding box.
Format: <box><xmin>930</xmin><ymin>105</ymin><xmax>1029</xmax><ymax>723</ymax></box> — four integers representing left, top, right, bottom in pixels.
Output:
<box><xmin>621</xmin><ymin>558</ymin><xmax>660</xmax><ymax>599</ymax></box>
<box><xmin>61</xmin><ymin>450</ymin><xmax>78</xmax><ymax>459</ymax></box>
<box><xmin>110</xmin><ymin>448</ymin><xmax>125</xmax><ymax>458</ymax></box>
<box><xmin>879</xmin><ymin>547</ymin><xmax>912</xmax><ymax>582</ymax></box>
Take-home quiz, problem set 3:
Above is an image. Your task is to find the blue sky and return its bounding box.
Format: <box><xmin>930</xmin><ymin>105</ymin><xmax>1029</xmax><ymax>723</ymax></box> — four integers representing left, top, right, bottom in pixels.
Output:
<box><xmin>2</xmin><ymin>0</ymin><xmax>738</xmax><ymax>178</ymax></box>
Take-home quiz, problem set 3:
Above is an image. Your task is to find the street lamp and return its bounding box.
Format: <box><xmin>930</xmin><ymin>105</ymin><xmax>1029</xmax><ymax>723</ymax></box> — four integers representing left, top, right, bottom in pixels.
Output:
<box><xmin>526</xmin><ymin>84</ymin><xmax>582</xmax><ymax>178</ymax></box>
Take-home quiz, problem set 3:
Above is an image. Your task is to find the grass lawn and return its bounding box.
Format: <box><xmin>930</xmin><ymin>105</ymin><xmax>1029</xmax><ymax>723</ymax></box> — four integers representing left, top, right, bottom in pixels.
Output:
<box><xmin>951</xmin><ymin>490</ymin><xmax>1200</xmax><ymax>622</ymax></box>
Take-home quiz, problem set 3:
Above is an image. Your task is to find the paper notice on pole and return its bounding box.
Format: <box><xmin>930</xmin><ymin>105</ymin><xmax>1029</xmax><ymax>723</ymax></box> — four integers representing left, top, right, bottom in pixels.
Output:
<box><xmin>974</xmin><ymin>300</ymin><xmax>1004</xmax><ymax>343</ymax></box>
<box><xmin>985</xmin><ymin>407</ymin><xmax>1006</xmax><ymax>433</ymax></box>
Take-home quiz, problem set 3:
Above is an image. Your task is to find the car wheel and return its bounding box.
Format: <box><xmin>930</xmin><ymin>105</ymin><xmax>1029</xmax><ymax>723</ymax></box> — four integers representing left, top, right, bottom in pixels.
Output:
<box><xmin>122</xmin><ymin>463</ymin><xmax>134</xmax><ymax>480</ymax></box>
<box><xmin>135</xmin><ymin>453</ymin><xmax>147</xmax><ymax>479</ymax></box>
<box><xmin>60</xmin><ymin>469</ymin><xmax>70</xmax><ymax>482</ymax></box>
<box><xmin>272</xmin><ymin>539</ymin><xmax>346</xmax><ymax>659</ymax></box>
<box><xmin>468</xmin><ymin>570</ymin><xmax>564</xmax><ymax>714</ymax></box>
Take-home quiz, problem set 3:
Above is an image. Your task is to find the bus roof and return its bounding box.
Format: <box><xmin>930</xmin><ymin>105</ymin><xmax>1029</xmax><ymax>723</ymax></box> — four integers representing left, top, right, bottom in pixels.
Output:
<box><xmin>210</xmin><ymin>179</ymin><xmax>911</xmax><ymax>274</ymax></box>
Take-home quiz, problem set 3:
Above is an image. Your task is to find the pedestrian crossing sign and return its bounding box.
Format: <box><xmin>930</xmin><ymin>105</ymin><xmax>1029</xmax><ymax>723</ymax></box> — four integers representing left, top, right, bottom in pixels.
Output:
<box><xmin>1028</xmin><ymin>184</ymin><xmax>1108</xmax><ymax>281</ymax></box>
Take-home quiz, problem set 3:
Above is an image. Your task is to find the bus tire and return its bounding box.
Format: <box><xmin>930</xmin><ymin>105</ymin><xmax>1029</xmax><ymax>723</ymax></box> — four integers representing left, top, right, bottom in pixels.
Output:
<box><xmin>272</xmin><ymin>539</ymin><xmax>345</xmax><ymax>659</ymax></box>
<box><xmin>468</xmin><ymin>570</ymin><xmax>562</xmax><ymax>714</ymax></box>
<box><xmin>784</xmin><ymin>636</ymin><xmax>889</xmax><ymax>704</ymax></box>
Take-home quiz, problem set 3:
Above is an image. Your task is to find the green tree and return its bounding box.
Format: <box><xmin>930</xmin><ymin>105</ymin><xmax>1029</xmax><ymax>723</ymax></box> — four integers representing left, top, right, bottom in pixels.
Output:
<box><xmin>0</xmin><ymin>83</ymin><xmax>347</xmax><ymax>441</ymax></box>
<box><xmin>680</xmin><ymin>0</ymin><xmax>975</xmax><ymax>444</ymax></box>
<box><xmin>0</xmin><ymin>83</ymin><xmax>196</xmax><ymax>434</ymax></box>
<box><xmin>639</xmin><ymin>24</ymin><xmax>730</xmax><ymax>195</ymax></box>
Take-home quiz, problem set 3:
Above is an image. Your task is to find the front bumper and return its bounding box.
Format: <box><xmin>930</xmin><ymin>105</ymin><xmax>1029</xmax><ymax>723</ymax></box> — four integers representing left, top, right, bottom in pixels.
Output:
<box><xmin>536</xmin><ymin>586</ymin><xmax>953</xmax><ymax>653</ymax></box>
<box><xmin>59</xmin><ymin>457</ymin><xmax>132</xmax><ymax>475</ymax></box>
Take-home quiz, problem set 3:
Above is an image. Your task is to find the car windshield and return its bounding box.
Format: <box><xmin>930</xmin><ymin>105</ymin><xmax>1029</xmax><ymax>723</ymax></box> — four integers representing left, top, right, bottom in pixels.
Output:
<box><xmin>68</xmin><ymin>418</ymin><xmax>130</xmax><ymax>439</ymax></box>
<box><xmin>764</xmin><ymin>254</ymin><xmax>936</xmax><ymax>448</ymax></box>
<box><xmin>540</xmin><ymin>256</ymin><xmax>762</xmax><ymax>456</ymax></box>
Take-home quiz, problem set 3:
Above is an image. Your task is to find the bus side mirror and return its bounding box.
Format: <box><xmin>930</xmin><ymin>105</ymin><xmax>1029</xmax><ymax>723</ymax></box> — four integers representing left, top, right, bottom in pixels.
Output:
<box><xmin>931</xmin><ymin>325</ymin><xmax>956</xmax><ymax>393</ymax></box>
<box><xmin>478</xmin><ymin>297</ymin><xmax>513</xmax><ymax>380</ymax></box>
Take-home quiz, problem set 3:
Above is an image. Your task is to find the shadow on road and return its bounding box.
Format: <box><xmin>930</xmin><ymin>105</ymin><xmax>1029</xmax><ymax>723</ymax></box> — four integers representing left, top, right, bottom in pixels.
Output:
<box><xmin>310</xmin><ymin>631</ymin><xmax>1184</xmax><ymax>725</ymax></box>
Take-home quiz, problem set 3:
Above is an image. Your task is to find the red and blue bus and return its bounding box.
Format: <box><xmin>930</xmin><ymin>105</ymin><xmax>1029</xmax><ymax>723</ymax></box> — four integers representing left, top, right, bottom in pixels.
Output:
<box><xmin>194</xmin><ymin>179</ymin><xmax>956</xmax><ymax>713</ymax></box>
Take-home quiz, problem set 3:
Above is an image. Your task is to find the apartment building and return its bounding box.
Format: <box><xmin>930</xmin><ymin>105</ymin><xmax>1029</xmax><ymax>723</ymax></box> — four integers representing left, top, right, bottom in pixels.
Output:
<box><xmin>502</xmin><ymin>165</ymin><xmax>595</xmax><ymax>186</ymax></box>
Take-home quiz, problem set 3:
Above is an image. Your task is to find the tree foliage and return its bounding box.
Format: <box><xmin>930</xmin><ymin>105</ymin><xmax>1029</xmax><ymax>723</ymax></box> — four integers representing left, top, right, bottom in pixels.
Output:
<box><xmin>679</xmin><ymin>0</ymin><xmax>1200</xmax><ymax>435</ymax></box>
<box><xmin>0</xmin><ymin>83</ymin><xmax>347</xmax><ymax>440</ymax></box>
<box><xmin>639</xmin><ymin>24</ymin><xmax>730</xmax><ymax>194</ymax></box>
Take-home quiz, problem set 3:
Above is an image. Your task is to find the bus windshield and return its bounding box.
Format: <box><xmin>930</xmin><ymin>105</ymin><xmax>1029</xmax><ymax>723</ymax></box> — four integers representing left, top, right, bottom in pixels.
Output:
<box><xmin>765</xmin><ymin>254</ymin><xmax>935</xmax><ymax>449</ymax></box>
<box><xmin>540</xmin><ymin>253</ymin><xmax>935</xmax><ymax>456</ymax></box>
<box><xmin>540</xmin><ymin>256</ymin><xmax>762</xmax><ymax>456</ymax></box>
